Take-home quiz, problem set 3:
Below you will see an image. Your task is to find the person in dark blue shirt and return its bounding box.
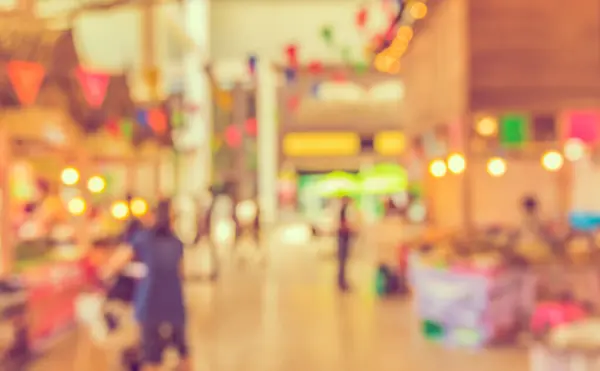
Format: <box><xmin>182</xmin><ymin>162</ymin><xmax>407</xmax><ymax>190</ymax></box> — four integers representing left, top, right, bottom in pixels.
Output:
<box><xmin>103</xmin><ymin>199</ymin><xmax>190</xmax><ymax>371</ymax></box>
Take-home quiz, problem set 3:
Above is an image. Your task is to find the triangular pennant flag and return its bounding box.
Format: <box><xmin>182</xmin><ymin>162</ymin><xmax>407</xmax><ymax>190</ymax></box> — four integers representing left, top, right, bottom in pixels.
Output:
<box><xmin>7</xmin><ymin>61</ymin><xmax>45</xmax><ymax>105</ymax></box>
<box><xmin>106</xmin><ymin>118</ymin><xmax>120</xmax><ymax>137</ymax></box>
<box><xmin>148</xmin><ymin>109</ymin><xmax>167</xmax><ymax>134</ymax></box>
<box><xmin>120</xmin><ymin>119</ymin><xmax>133</xmax><ymax>140</ymax></box>
<box><xmin>136</xmin><ymin>109</ymin><xmax>148</xmax><ymax>127</ymax></box>
<box><xmin>171</xmin><ymin>111</ymin><xmax>184</xmax><ymax>128</ymax></box>
<box><xmin>76</xmin><ymin>67</ymin><xmax>110</xmax><ymax>108</ymax></box>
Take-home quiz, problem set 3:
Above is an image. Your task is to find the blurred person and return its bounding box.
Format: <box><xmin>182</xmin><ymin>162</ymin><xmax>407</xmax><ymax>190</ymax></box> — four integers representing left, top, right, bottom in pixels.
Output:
<box><xmin>337</xmin><ymin>196</ymin><xmax>357</xmax><ymax>292</ymax></box>
<box><xmin>193</xmin><ymin>188</ymin><xmax>219</xmax><ymax>280</ymax></box>
<box><xmin>103</xmin><ymin>199</ymin><xmax>190</xmax><ymax>371</ymax></box>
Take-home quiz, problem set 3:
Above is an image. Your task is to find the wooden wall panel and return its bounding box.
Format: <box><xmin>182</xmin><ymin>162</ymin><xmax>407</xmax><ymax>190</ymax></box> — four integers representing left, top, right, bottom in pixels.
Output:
<box><xmin>402</xmin><ymin>0</ymin><xmax>468</xmax><ymax>130</ymax></box>
<box><xmin>469</xmin><ymin>0</ymin><xmax>600</xmax><ymax>111</ymax></box>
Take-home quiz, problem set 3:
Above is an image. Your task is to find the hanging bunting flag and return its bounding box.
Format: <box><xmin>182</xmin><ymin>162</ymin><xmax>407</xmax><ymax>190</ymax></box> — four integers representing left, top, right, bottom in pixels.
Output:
<box><xmin>310</xmin><ymin>83</ymin><xmax>320</xmax><ymax>97</ymax></box>
<box><xmin>7</xmin><ymin>60</ymin><xmax>45</xmax><ymax>106</ymax></box>
<box><xmin>245</xmin><ymin>118</ymin><xmax>257</xmax><ymax>136</ymax></box>
<box><xmin>248</xmin><ymin>55</ymin><xmax>257</xmax><ymax>75</ymax></box>
<box><xmin>287</xmin><ymin>96</ymin><xmax>300</xmax><ymax>112</ymax></box>
<box><xmin>171</xmin><ymin>111</ymin><xmax>184</xmax><ymax>128</ymax></box>
<box><xmin>500</xmin><ymin>113</ymin><xmax>529</xmax><ymax>147</ymax></box>
<box><xmin>106</xmin><ymin>118</ymin><xmax>120</xmax><ymax>137</ymax></box>
<box><xmin>120</xmin><ymin>118</ymin><xmax>134</xmax><ymax>140</ymax></box>
<box><xmin>356</xmin><ymin>8</ymin><xmax>368</xmax><ymax>28</ymax></box>
<box><xmin>320</xmin><ymin>26</ymin><xmax>334</xmax><ymax>45</ymax></box>
<box><xmin>225</xmin><ymin>125</ymin><xmax>242</xmax><ymax>148</ymax></box>
<box><xmin>76</xmin><ymin>67</ymin><xmax>110</xmax><ymax>108</ymax></box>
<box><xmin>216</xmin><ymin>90</ymin><xmax>233</xmax><ymax>111</ymax></box>
<box><xmin>565</xmin><ymin>110</ymin><xmax>600</xmax><ymax>144</ymax></box>
<box><xmin>532</xmin><ymin>114</ymin><xmax>556</xmax><ymax>142</ymax></box>
<box><xmin>148</xmin><ymin>108</ymin><xmax>168</xmax><ymax>134</ymax></box>
<box><xmin>284</xmin><ymin>68</ymin><xmax>296</xmax><ymax>84</ymax></box>
<box><xmin>353</xmin><ymin>62</ymin><xmax>369</xmax><ymax>74</ymax></box>
<box><xmin>136</xmin><ymin>109</ymin><xmax>148</xmax><ymax>127</ymax></box>
<box><xmin>285</xmin><ymin>44</ymin><xmax>298</xmax><ymax>67</ymax></box>
<box><xmin>308</xmin><ymin>61</ymin><xmax>323</xmax><ymax>74</ymax></box>
<box><xmin>331</xmin><ymin>70</ymin><xmax>346</xmax><ymax>82</ymax></box>
<box><xmin>341</xmin><ymin>47</ymin><xmax>352</xmax><ymax>64</ymax></box>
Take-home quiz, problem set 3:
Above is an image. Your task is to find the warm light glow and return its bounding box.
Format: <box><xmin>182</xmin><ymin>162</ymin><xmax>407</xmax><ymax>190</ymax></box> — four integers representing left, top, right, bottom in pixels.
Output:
<box><xmin>396</xmin><ymin>26</ymin><xmax>414</xmax><ymax>42</ymax></box>
<box><xmin>283</xmin><ymin>132</ymin><xmax>360</xmax><ymax>156</ymax></box>
<box><xmin>475</xmin><ymin>116</ymin><xmax>498</xmax><ymax>137</ymax></box>
<box><xmin>409</xmin><ymin>2</ymin><xmax>428</xmax><ymax>19</ymax></box>
<box><xmin>487</xmin><ymin>157</ymin><xmax>507</xmax><ymax>177</ymax></box>
<box><xmin>130</xmin><ymin>197</ymin><xmax>148</xmax><ymax>217</ymax></box>
<box><xmin>447</xmin><ymin>153</ymin><xmax>466</xmax><ymax>174</ymax></box>
<box><xmin>68</xmin><ymin>197</ymin><xmax>86</xmax><ymax>215</ymax></box>
<box><xmin>374</xmin><ymin>53</ymin><xmax>397</xmax><ymax>73</ymax></box>
<box><xmin>429</xmin><ymin>159</ymin><xmax>447</xmax><ymax>178</ymax></box>
<box><xmin>541</xmin><ymin>151</ymin><xmax>564</xmax><ymax>171</ymax></box>
<box><xmin>87</xmin><ymin>176</ymin><xmax>106</xmax><ymax>193</ymax></box>
<box><xmin>111</xmin><ymin>201</ymin><xmax>129</xmax><ymax>220</ymax></box>
<box><xmin>564</xmin><ymin>138</ymin><xmax>585</xmax><ymax>161</ymax></box>
<box><xmin>61</xmin><ymin>167</ymin><xmax>80</xmax><ymax>185</ymax></box>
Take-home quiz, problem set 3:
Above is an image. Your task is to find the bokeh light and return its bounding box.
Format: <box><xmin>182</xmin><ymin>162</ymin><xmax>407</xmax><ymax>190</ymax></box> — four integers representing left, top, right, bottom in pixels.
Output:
<box><xmin>429</xmin><ymin>159</ymin><xmax>447</xmax><ymax>178</ymax></box>
<box><xmin>68</xmin><ymin>197</ymin><xmax>86</xmax><ymax>215</ymax></box>
<box><xmin>487</xmin><ymin>157</ymin><xmax>507</xmax><ymax>177</ymax></box>
<box><xmin>541</xmin><ymin>150</ymin><xmax>564</xmax><ymax>171</ymax></box>
<box><xmin>409</xmin><ymin>2</ymin><xmax>428</xmax><ymax>19</ymax></box>
<box><xmin>87</xmin><ymin>176</ymin><xmax>106</xmax><ymax>193</ymax></box>
<box><xmin>447</xmin><ymin>153</ymin><xmax>466</xmax><ymax>174</ymax></box>
<box><xmin>61</xmin><ymin>167</ymin><xmax>80</xmax><ymax>185</ymax></box>
<box><xmin>111</xmin><ymin>201</ymin><xmax>129</xmax><ymax>220</ymax></box>
<box><xmin>564</xmin><ymin>138</ymin><xmax>585</xmax><ymax>161</ymax></box>
<box><xmin>130</xmin><ymin>197</ymin><xmax>148</xmax><ymax>217</ymax></box>
<box><xmin>475</xmin><ymin>116</ymin><xmax>498</xmax><ymax>137</ymax></box>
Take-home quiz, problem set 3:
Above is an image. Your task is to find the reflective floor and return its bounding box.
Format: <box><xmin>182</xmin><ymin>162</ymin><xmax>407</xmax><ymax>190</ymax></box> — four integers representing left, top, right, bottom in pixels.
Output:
<box><xmin>28</xmin><ymin>232</ymin><xmax>529</xmax><ymax>371</ymax></box>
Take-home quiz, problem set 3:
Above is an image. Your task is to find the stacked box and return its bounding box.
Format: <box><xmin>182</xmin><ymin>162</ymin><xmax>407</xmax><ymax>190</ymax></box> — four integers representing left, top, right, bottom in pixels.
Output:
<box><xmin>411</xmin><ymin>262</ymin><xmax>524</xmax><ymax>348</ymax></box>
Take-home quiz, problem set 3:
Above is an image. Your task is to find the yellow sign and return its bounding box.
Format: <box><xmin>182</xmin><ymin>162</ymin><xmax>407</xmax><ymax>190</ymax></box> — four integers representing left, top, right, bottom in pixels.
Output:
<box><xmin>283</xmin><ymin>132</ymin><xmax>360</xmax><ymax>157</ymax></box>
<box><xmin>374</xmin><ymin>131</ymin><xmax>405</xmax><ymax>155</ymax></box>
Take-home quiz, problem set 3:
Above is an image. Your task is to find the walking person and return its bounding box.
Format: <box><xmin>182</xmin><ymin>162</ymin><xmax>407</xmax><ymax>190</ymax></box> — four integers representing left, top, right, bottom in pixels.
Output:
<box><xmin>337</xmin><ymin>196</ymin><xmax>357</xmax><ymax>292</ymax></box>
<box><xmin>103</xmin><ymin>199</ymin><xmax>191</xmax><ymax>371</ymax></box>
<box><xmin>193</xmin><ymin>189</ymin><xmax>219</xmax><ymax>281</ymax></box>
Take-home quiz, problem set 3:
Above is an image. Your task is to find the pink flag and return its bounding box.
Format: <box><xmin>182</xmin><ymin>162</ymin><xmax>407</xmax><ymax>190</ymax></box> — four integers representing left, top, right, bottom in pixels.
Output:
<box><xmin>76</xmin><ymin>67</ymin><xmax>110</xmax><ymax>108</ymax></box>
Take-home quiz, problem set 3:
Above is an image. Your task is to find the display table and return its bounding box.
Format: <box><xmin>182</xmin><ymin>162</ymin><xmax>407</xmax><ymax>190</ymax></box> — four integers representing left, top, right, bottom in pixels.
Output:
<box><xmin>0</xmin><ymin>287</ymin><xmax>29</xmax><ymax>369</ymax></box>
<box><xmin>410</xmin><ymin>260</ymin><xmax>524</xmax><ymax>347</ymax></box>
<box><xmin>20</xmin><ymin>259</ymin><xmax>87</xmax><ymax>352</ymax></box>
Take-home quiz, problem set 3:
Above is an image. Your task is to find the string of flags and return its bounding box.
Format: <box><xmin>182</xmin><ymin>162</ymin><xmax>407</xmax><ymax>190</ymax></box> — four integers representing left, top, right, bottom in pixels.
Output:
<box><xmin>3</xmin><ymin>60</ymin><xmax>202</xmax><ymax>141</ymax></box>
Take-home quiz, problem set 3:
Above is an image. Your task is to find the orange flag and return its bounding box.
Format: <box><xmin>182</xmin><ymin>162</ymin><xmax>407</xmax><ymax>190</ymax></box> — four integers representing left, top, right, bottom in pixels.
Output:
<box><xmin>7</xmin><ymin>61</ymin><xmax>45</xmax><ymax>105</ymax></box>
<box><xmin>148</xmin><ymin>108</ymin><xmax>167</xmax><ymax>134</ymax></box>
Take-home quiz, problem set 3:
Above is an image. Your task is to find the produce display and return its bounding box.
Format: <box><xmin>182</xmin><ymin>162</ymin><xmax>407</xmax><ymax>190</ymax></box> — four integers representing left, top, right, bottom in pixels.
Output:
<box><xmin>530</xmin><ymin>318</ymin><xmax>600</xmax><ymax>371</ymax></box>
<box><xmin>408</xmin><ymin>226</ymin><xmax>600</xmax><ymax>348</ymax></box>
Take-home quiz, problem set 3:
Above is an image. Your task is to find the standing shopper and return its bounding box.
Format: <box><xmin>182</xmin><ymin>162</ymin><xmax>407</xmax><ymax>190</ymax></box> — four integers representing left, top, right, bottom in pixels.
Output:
<box><xmin>103</xmin><ymin>199</ymin><xmax>190</xmax><ymax>371</ymax></box>
<box><xmin>194</xmin><ymin>189</ymin><xmax>219</xmax><ymax>280</ymax></box>
<box><xmin>337</xmin><ymin>196</ymin><xmax>356</xmax><ymax>292</ymax></box>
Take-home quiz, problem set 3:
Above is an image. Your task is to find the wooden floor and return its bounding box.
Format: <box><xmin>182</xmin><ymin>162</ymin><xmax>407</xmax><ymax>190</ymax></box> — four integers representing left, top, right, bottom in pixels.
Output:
<box><xmin>27</xmin><ymin>234</ymin><xmax>530</xmax><ymax>371</ymax></box>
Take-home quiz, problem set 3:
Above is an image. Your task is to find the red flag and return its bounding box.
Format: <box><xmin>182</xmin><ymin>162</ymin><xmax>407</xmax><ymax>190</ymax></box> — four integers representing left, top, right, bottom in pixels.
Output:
<box><xmin>148</xmin><ymin>108</ymin><xmax>168</xmax><ymax>134</ymax></box>
<box><xmin>356</xmin><ymin>8</ymin><xmax>368</xmax><ymax>28</ymax></box>
<box><xmin>225</xmin><ymin>125</ymin><xmax>242</xmax><ymax>148</ymax></box>
<box><xmin>286</xmin><ymin>44</ymin><xmax>298</xmax><ymax>67</ymax></box>
<box><xmin>245</xmin><ymin>118</ymin><xmax>257</xmax><ymax>136</ymax></box>
<box><xmin>76</xmin><ymin>67</ymin><xmax>110</xmax><ymax>108</ymax></box>
<box><xmin>7</xmin><ymin>61</ymin><xmax>45</xmax><ymax>105</ymax></box>
<box><xmin>308</xmin><ymin>61</ymin><xmax>323</xmax><ymax>74</ymax></box>
<box><xmin>106</xmin><ymin>118</ymin><xmax>120</xmax><ymax>137</ymax></box>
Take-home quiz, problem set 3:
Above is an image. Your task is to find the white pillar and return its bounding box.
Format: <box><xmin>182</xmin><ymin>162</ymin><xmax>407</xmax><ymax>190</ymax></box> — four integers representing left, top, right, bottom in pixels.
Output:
<box><xmin>180</xmin><ymin>0</ymin><xmax>211</xmax><ymax>193</ymax></box>
<box><xmin>257</xmin><ymin>59</ymin><xmax>278</xmax><ymax>225</ymax></box>
<box><xmin>174</xmin><ymin>0</ymin><xmax>211</xmax><ymax>242</ymax></box>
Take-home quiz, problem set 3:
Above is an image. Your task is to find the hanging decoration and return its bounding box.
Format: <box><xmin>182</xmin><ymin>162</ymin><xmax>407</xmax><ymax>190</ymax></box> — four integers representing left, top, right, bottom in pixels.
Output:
<box><xmin>143</xmin><ymin>68</ymin><xmax>160</xmax><ymax>100</ymax></box>
<box><xmin>308</xmin><ymin>61</ymin><xmax>323</xmax><ymax>74</ymax></box>
<box><xmin>75</xmin><ymin>67</ymin><xmax>110</xmax><ymax>108</ymax></box>
<box><xmin>356</xmin><ymin>7</ymin><xmax>368</xmax><ymax>28</ymax></box>
<box><xmin>7</xmin><ymin>60</ymin><xmax>45</xmax><ymax>106</ymax></box>
<box><xmin>225</xmin><ymin>125</ymin><xmax>242</xmax><ymax>148</ymax></box>
<box><xmin>532</xmin><ymin>114</ymin><xmax>556</xmax><ymax>142</ymax></box>
<box><xmin>248</xmin><ymin>55</ymin><xmax>257</xmax><ymax>75</ymax></box>
<box><xmin>500</xmin><ymin>113</ymin><xmax>528</xmax><ymax>147</ymax></box>
<box><xmin>215</xmin><ymin>89</ymin><xmax>233</xmax><ymax>111</ymax></box>
<box><xmin>565</xmin><ymin>110</ymin><xmax>600</xmax><ymax>144</ymax></box>
<box><xmin>106</xmin><ymin>117</ymin><xmax>120</xmax><ymax>137</ymax></box>
<box><xmin>285</xmin><ymin>44</ymin><xmax>298</xmax><ymax>67</ymax></box>
<box><xmin>287</xmin><ymin>96</ymin><xmax>300</xmax><ymax>112</ymax></box>
<box><xmin>136</xmin><ymin>109</ymin><xmax>148</xmax><ymax>127</ymax></box>
<box><xmin>284</xmin><ymin>67</ymin><xmax>296</xmax><ymax>84</ymax></box>
<box><xmin>245</xmin><ymin>118</ymin><xmax>257</xmax><ymax>136</ymax></box>
<box><xmin>310</xmin><ymin>83</ymin><xmax>320</xmax><ymax>97</ymax></box>
<box><xmin>120</xmin><ymin>118</ymin><xmax>134</xmax><ymax>140</ymax></box>
<box><xmin>148</xmin><ymin>108</ymin><xmax>168</xmax><ymax>134</ymax></box>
